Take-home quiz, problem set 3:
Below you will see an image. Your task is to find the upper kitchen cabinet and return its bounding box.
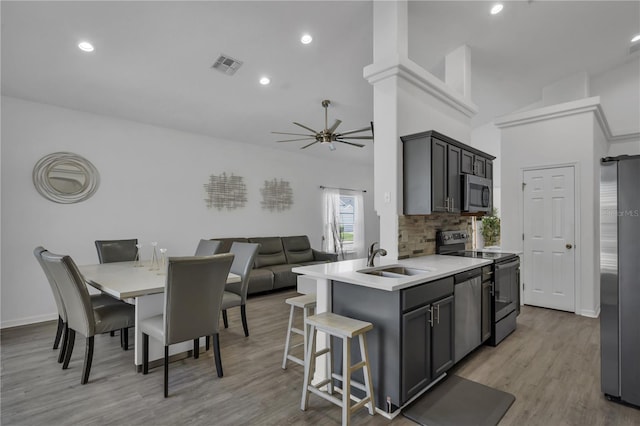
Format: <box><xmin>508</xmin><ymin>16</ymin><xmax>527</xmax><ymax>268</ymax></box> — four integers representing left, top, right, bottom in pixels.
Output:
<box><xmin>462</xmin><ymin>149</ymin><xmax>492</xmax><ymax>179</ymax></box>
<box><xmin>402</xmin><ymin>130</ymin><xmax>494</xmax><ymax>215</ymax></box>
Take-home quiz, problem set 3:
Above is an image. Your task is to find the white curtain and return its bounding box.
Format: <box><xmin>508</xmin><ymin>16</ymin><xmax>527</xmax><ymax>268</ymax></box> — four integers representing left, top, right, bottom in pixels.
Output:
<box><xmin>322</xmin><ymin>188</ymin><xmax>343</xmax><ymax>257</ymax></box>
<box><xmin>352</xmin><ymin>191</ymin><xmax>365</xmax><ymax>258</ymax></box>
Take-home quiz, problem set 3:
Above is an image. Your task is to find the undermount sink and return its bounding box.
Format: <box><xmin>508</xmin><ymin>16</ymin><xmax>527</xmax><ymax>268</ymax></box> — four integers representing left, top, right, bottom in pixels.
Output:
<box><xmin>357</xmin><ymin>264</ymin><xmax>434</xmax><ymax>278</ymax></box>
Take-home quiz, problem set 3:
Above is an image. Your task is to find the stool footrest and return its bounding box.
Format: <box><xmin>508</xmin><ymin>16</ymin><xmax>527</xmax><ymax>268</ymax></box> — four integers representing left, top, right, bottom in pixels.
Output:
<box><xmin>350</xmin><ymin>360</ymin><xmax>366</xmax><ymax>373</ymax></box>
<box><xmin>307</xmin><ymin>386</ymin><xmax>345</xmax><ymax>407</ymax></box>
<box><xmin>331</xmin><ymin>373</ymin><xmax>368</xmax><ymax>392</ymax></box>
<box><xmin>313</xmin><ymin>347</ymin><xmax>330</xmax><ymax>357</ymax></box>
<box><xmin>286</xmin><ymin>355</ymin><xmax>304</xmax><ymax>366</ymax></box>
<box><xmin>350</xmin><ymin>397</ymin><xmax>372</xmax><ymax>413</ymax></box>
<box><xmin>311</xmin><ymin>378</ymin><xmax>332</xmax><ymax>389</ymax></box>
<box><xmin>291</xmin><ymin>327</ymin><xmax>304</xmax><ymax>335</ymax></box>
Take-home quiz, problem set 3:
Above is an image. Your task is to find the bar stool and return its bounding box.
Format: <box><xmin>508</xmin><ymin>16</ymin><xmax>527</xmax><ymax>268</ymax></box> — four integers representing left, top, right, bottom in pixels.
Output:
<box><xmin>282</xmin><ymin>293</ymin><xmax>317</xmax><ymax>369</ymax></box>
<box><xmin>300</xmin><ymin>312</ymin><xmax>375</xmax><ymax>425</ymax></box>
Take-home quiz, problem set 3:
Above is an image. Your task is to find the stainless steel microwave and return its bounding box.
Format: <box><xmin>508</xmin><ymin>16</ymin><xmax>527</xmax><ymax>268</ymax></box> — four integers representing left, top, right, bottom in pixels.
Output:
<box><xmin>463</xmin><ymin>174</ymin><xmax>492</xmax><ymax>213</ymax></box>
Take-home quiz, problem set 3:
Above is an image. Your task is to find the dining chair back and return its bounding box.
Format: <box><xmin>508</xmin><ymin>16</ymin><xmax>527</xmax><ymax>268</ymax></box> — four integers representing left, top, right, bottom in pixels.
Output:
<box><xmin>164</xmin><ymin>254</ymin><xmax>232</xmax><ymax>345</ymax></box>
<box><xmin>95</xmin><ymin>239</ymin><xmax>138</xmax><ymax>263</ymax></box>
<box><xmin>34</xmin><ymin>246</ymin><xmax>67</xmax><ymax>355</ymax></box>
<box><xmin>194</xmin><ymin>239</ymin><xmax>221</xmax><ymax>257</ymax></box>
<box><xmin>221</xmin><ymin>242</ymin><xmax>260</xmax><ymax>337</ymax></box>
<box><xmin>40</xmin><ymin>251</ymin><xmax>135</xmax><ymax>384</ymax></box>
<box><xmin>141</xmin><ymin>253</ymin><xmax>234</xmax><ymax>397</ymax></box>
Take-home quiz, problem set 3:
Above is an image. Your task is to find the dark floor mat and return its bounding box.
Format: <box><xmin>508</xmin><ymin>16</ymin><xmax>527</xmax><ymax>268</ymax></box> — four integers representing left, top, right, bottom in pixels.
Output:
<box><xmin>402</xmin><ymin>375</ymin><xmax>515</xmax><ymax>426</ymax></box>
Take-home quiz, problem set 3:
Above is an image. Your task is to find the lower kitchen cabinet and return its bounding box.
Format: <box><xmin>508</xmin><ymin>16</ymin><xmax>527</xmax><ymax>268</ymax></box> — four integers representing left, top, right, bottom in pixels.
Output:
<box><xmin>332</xmin><ymin>277</ymin><xmax>454</xmax><ymax>412</ymax></box>
<box><xmin>402</xmin><ymin>295</ymin><xmax>454</xmax><ymax>402</ymax></box>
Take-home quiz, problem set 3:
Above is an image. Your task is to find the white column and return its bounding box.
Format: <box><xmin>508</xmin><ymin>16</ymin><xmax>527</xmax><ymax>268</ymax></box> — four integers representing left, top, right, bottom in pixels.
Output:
<box><xmin>369</xmin><ymin>0</ymin><xmax>410</xmax><ymax>259</ymax></box>
<box><xmin>445</xmin><ymin>45</ymin><xmax>472</xmax><ymax>101</ymax></box>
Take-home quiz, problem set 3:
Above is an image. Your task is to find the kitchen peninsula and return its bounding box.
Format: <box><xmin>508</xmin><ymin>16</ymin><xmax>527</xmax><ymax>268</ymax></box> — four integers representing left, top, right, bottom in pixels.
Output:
<box><xmin>292</xmin><ymin>254</ymin><xmax>492</xmax><ymax>416</ymax></box>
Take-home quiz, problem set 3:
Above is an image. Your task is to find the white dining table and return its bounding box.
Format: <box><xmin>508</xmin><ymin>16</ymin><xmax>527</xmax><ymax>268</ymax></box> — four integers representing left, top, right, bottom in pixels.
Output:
<box><xmin>78</xmin><ymin>261</ymin><xmax>241</xmax><ymax>369</ymax></box>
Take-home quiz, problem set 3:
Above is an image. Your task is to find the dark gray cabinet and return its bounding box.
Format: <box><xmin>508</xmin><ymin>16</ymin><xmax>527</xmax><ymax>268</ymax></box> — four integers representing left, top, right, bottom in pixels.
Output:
<box><xmin>431</xmin><ymin>139</ymin><xmax>461</xmax><ymax>213</ymax></box>
<box><xmin>401</xmin><ymin>295</ymin><xmax>453</xmax><ymax>402</ymax></box>
<box><xmin>431</xmin><ymin>295</ymin><xmax>455</xmax><ymax>377</ymax></box>
<box><xmin>462</xmin><ymin>149</ymin><xmax>490</xmax><ymax>178</ymax></box>
<box><xmin>402</xmin><ymin>130</ymin><xmax>494</xmax><ymax>215</ymax></box>
<box><xmin>332</xmin><ymin>276</ymin><xmax>454</xmax><ymax>411</ymax></box>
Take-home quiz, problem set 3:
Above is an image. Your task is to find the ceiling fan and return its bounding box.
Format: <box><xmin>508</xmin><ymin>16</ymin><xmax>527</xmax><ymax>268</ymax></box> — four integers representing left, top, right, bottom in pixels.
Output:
<box><xmin>272</xmin><ymin>99</ymin><xmax>373</xmax><ymax>151</ymax></box>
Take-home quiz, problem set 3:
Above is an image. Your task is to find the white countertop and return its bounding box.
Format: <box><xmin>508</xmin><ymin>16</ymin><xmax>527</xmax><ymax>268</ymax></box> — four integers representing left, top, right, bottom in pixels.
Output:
<box><xmin>292</xmin><ymin>255</ymin><xmax>492</xmax><ymax>292</ymax></box>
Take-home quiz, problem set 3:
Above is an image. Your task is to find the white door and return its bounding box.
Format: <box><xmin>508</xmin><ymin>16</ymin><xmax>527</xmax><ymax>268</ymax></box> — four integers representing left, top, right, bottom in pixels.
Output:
<box><xmin>523</xmin><ymin>166</ymin><xmax>576</xmax><ymax>312</ymax></box>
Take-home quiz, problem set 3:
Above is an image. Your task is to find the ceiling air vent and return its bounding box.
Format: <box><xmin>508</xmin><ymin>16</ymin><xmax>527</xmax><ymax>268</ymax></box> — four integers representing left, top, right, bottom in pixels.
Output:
<box><xmin>211</xmin><ymin>54</ymin><xmax>243</xmax><ymax>75</ymax></box>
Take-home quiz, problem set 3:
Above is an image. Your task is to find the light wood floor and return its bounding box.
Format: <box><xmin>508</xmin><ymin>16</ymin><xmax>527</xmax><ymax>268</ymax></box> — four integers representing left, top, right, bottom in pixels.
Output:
<box><xmin>2</xmin><ymin>289</ymin><xmax>639</xmax><ymax>425</ymax></box>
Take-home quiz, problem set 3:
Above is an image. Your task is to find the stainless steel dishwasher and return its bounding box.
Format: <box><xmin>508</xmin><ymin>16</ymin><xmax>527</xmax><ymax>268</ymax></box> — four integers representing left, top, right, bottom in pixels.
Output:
<box><xmin>453</xmin><ymin>268</ymin><xmax>482</xmax><ymax>363</ymax></box>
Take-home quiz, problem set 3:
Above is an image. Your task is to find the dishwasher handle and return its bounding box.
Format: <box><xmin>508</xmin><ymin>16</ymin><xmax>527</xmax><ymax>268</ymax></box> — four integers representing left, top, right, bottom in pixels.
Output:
<box><xmin>454</xmin><ymin>268</ymin><xmax>482</xmax><ymax>284</ymax></box>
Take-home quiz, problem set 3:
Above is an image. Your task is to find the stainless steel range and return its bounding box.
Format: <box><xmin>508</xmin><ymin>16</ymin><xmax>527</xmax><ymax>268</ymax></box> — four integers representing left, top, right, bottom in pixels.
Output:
<box><xmin>436</xmin><ymin>230</ymin><xmax>520</xmax><ymax>347</ymax></box>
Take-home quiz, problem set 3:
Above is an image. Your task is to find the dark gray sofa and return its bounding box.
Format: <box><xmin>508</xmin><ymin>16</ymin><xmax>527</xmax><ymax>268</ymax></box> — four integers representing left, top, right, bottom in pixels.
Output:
<box><xmin>212</xmin><ymin>235</ymin><xmax>337</xmax><ymax>295</ymax></box>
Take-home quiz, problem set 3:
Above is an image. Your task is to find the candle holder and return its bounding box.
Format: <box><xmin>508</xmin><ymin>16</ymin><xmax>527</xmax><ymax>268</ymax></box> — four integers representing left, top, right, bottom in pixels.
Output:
<box><xmin>157</xmin><ymin>248</ymin><xmax>168</xmax><ymax>275</ymax></box>
<box><xmin>149</xmin><ymin>242</ymin><xmax>160</xmax><ymax>271</ymax></box>
<box><xmin>133</xmin><ymin>243</ymin><xmax>143</xmax><ymax>267</ymax></box>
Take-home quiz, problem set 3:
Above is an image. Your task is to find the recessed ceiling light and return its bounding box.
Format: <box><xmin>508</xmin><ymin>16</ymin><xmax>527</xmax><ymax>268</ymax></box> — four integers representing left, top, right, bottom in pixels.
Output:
<box><xmin>78</xmin><ymin>41</ymin><xmax>94</xmax><ymax>52</ymax></box>
<box><xmin>490</xmin><ymin>4</ymin><xmax>504</xmax><ymax>15</ymax></box>
<box><xmin>259</xmin><ymin>77</ymin><xmax>271</xmax><ymax>85</ymax></box>
<box><xmin>632</xmin><ymin>34</ymin><xmax>640</xmax><ymax>43</ymax></box>
<box><xmin>301</xmin><ymin>34</ymin><xmax>313</xmax><ymax>45</ymax></box>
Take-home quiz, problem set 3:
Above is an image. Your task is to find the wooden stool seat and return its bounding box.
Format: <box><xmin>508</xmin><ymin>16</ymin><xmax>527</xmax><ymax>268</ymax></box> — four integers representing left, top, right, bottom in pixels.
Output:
<box><xmin>282</xmin><ymin>294</ymin><xmax>317</xmax><ymax>369</ymax></box>
<box><xmin>301</xmin><ymin>312</ymin><xmax>375</xmax><ymax>425</ymax></box>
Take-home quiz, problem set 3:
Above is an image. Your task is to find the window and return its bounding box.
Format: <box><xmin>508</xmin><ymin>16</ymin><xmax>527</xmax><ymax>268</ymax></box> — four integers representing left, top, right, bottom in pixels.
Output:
<box><xmin>322</xmin><ymin>188</ymin><xmax>365</xmax><ymax>259</ymax></box>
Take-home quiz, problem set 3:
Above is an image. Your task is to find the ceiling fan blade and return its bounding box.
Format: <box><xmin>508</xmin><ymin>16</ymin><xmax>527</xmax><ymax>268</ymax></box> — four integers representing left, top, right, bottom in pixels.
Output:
<box><xmin>276</xmin><ymin>138</ymin><xmax>316</xmax><ymax>143</ymax></box>
<box><xmin>272</xmin><ymin>131</ymin><xmax>314</xmax><ymax>137</ymax></box>
<box><xmin>327</xmin><ymin>119</ymin><xmax>342</xmax><ymax>133</ymax></box>
<box><xmin>336</xmin><ymin>140</ymin><xmax>365</xmax><ymax>148</ymax></box>
<box><xmin>337</xmin><ymin>125</ymin><xmax>373</xmax><ymax>136</ymax></box>
<box><xmin>293</xmin><ymin>122</ymin><xmax>319</xmax><ymax>134</ymax></box>
<box><xmin>301</xmin><ymin>141</ymin><xmax>319</xmax><ymax>149</ymax></box>
<box><xmin>338</xmin><ymin>135</ymin><xmax>373</xmax><ymax>140</ymax></box>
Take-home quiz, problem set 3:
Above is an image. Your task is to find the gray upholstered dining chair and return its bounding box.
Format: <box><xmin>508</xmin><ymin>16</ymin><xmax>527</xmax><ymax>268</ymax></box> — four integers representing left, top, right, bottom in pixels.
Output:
<box><xmin>40</xmin><ymin>250</ymin><xmax>135</xmax><ymax>384</ymax></box>
<box><xmin>95</xmin><ymin>239</ymin><xmax>138</xmax><ymax>264</ymax></box>
<box><xmin>34</xmin><ymin>246</ymin><xmax>124</xmax><ymax>364</ymax></box>
<box><xmin>94</xmin><ymin>238</ymin><xmax>138</xmax><ymax>345</ymax></box>
<box><xmin>141</xmin><ymin>253</ymin><xmax>234</xmax><ymax>398</ymax></box>
<box><xmin>221</xmin><ymin>242</ymin><xmax>259</xmax><ymax>337</ymax></box>
<box><xmin>194</xmin><ymin>239</ymin><xmax>221</xmax><ymax>256</ymax></box>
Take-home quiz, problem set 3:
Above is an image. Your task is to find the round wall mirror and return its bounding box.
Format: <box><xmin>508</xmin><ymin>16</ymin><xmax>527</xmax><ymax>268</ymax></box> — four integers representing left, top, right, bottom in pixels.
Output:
<box><xmin>33</xmin><ymin>152</ymin><xmax>100</xmax><ymax>204</ymax></box>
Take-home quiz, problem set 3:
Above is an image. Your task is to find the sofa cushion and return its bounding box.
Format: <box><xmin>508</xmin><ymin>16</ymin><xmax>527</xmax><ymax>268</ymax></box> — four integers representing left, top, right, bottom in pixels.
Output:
<box><xmin>282</xmin><ymin>235</ymin><xmax>315</xmax><ymax>264</ymax></box>
<box><xmin>214</xmin><ymin>238</ymin><xmax>249</xmax><ymax>254</ymax></box>
<box><xmin>263</xmin><ymin>264</ymin><xmax>301</xmax><ymax>289</ymax></box>
<box><xmin>249</xmin><ymin>237</ymin><xmax>287</xmax><ymax>268</ymax></box>
<box><xmin>247</xmin><ymin>268</ymin><xmax>274</xmax><ymax>294</ymax></box>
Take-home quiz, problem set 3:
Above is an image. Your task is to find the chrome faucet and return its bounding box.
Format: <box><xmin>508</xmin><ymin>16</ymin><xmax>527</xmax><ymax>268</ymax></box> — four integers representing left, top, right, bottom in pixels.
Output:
<box><xmin>367</xmin><ymin>242</ymin><xmax>387</xmax><ymax>267</ymax></box>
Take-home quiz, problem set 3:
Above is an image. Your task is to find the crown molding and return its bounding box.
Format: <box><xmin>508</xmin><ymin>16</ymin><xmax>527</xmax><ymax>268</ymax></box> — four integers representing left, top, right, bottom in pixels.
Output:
<box><xmin>494</xmin><ymin>96</ymin><xmax>639</xmax><ymax>143</ymax></box>
<box><xmin>363</xmin><ymin>55</ymin><xmax>478</xmax><ymax>118</ymax></box>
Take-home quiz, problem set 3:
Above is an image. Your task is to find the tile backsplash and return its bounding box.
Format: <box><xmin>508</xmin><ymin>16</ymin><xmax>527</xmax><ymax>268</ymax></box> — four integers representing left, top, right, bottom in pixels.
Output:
<box><xmin>398</xmin><ymin>214</ymin><xmax>473</xmax><ymax>259</ymax></box>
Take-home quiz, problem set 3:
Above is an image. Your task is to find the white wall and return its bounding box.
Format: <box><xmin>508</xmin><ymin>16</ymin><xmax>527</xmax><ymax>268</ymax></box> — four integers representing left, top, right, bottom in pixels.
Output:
<box><xmin>0</xmin><ymin>96</ymin><xmax>378</xmax><ymax>328</ymax></box>
<box><xmin>591</xmin><ymin>58</ymin><xmax>640</xmax><ymax>135</ymax></box>
<box><xmin>499</xmin><ymin>102</ymin><xmax>602</xmax><ymax>317</ymax></box>
<box><xmin>608</xmin><ymin>139</ymin><xmax>640</xmax><ymax>156</ymax></box>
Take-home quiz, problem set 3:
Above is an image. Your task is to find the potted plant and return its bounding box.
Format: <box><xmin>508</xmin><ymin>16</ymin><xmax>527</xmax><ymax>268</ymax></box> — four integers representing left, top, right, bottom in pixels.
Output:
<box><xmin>480</xmin><ymin>208</ymin><xmax>501</xmax><ymax>248</ymax></box>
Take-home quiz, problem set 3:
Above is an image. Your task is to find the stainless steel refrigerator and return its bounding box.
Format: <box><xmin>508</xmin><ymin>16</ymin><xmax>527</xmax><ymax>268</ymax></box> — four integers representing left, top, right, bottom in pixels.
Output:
<box><xmin>600</xmin><ymin>155</ymin><xmax>640</xmax><ymax>407</ymax></box>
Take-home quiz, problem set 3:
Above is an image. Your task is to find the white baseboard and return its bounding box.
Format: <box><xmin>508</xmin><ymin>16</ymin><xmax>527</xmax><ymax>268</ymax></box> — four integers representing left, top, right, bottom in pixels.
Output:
<box><xmin>1</xmin><ymin>313</ymin><xmax>58</xmax><ymax>329</ymax></box>
<box><xmin>580</xmin><ymin>306</ymin><xmax>601</xmax><ymax>318</ymax></box>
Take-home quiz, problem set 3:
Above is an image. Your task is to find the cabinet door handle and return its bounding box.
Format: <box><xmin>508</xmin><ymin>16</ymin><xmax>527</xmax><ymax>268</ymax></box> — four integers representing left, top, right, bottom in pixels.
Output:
<box><xmin>436</xmin><ymin>304</ymin><xmax>440</xmax><ymax>324</ymax></box>
<box><xmin>428</xmin><ymin>307</ymin><xmax>434</xmax><ymax>327</ymax></box>
<box><xmin>445</xmin><ymin>197</ymin><xmax>450</xmax><ymax>212</ymax></box>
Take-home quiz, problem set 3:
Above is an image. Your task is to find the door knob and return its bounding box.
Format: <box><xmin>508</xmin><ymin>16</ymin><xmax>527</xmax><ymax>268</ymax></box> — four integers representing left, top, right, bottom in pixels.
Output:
<box><xmin>566</xmin><ymin>243</ymin><xmax>573</xmax><ymax>249</ymax></box>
